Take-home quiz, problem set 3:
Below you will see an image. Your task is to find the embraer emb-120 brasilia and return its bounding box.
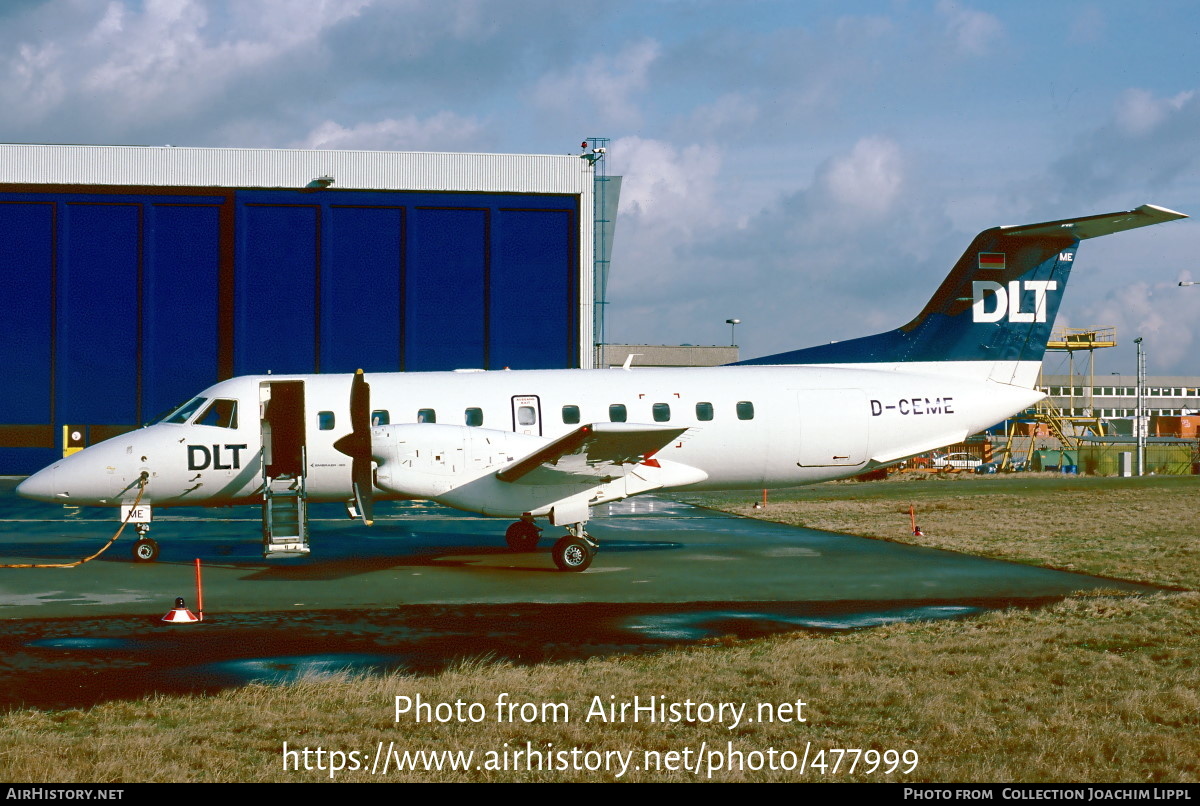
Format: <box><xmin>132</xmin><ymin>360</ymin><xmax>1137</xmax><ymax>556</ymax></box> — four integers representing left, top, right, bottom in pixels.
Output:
<box><xmin>17</xmin><ymin>204</ymin><xmax>1187</xmax><ymax>571</ymax></box>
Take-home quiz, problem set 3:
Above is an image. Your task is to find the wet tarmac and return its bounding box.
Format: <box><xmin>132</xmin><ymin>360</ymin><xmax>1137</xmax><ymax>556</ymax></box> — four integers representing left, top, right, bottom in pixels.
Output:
<box><xmin>0</xmin><ymin>479</ymin><xmax>1158</xmax><ymax>710</ymax></box>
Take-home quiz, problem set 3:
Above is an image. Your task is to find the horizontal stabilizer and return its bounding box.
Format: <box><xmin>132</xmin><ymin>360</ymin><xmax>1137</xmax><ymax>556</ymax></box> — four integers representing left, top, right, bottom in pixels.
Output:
<box><xmin>496</xmin><ymin>423</ymin><xmax>687</xmax><ymax>484</ymax></box>
<box><xmin>998</xmin><ymin>204</ymin><xmax>1186</xmax><ymax>240</ymax></box>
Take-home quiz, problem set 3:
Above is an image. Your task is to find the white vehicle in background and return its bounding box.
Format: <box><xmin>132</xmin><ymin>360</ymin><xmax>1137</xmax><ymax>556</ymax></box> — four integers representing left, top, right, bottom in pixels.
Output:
<box><xmin>931</xmin><ymin>452</ymin><xmax>983</xmax><ymax>471</ymax></box>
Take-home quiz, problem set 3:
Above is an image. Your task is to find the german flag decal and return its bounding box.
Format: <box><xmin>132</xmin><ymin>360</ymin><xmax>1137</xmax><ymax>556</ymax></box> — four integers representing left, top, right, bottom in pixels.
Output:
<box><xmin>978</xmin><ymin>252</ymin><xmax>1006</xmax><ymax>270</ymax></box>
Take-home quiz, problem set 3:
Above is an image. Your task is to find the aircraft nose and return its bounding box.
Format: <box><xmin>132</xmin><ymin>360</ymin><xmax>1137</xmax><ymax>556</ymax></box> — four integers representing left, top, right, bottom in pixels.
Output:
<box><xmin>16</xmin><ymin>466</ymin><xmax>60</xmax><ymax>503</ymax></box>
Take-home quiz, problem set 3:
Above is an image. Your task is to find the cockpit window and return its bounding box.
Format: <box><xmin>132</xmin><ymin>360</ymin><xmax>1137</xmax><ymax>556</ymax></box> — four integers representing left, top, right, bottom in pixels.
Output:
<box><xmin>163</xmin><ymin>397</ymin><xmax>207</xmax><ymax>424</ymax></box>
<box><xmin>195</xmin><ymin>399</ymin><xmax>238</xmax><ymax>429</ymax></box>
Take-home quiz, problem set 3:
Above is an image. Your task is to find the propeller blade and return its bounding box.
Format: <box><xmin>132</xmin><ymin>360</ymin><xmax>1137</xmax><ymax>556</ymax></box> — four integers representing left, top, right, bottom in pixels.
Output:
<box><xmin>352</xmin><ymin>458</ymin><xmax>374</xmax><ymax>525</ymax></box>
<box><xmin>349</xmin><ymin>368</ymin><xmax>369</xmax><ymax>434</ymax></box>
<box><xmin>334</xmin><ymin>369</ymin><xmax>374</xmax><ymax>526</ymax></box>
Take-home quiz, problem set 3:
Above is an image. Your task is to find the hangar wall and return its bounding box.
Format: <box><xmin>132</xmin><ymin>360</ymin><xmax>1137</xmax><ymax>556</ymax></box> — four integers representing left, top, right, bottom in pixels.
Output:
<box><xmin>0</xmin><ymin>145</ymin><xmax>595</xmax><ymax>474</ymax></box>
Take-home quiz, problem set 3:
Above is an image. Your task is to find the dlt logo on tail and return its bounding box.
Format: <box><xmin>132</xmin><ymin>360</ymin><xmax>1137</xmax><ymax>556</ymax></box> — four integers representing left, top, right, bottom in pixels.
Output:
<box><xmin>971</xmin><ymin>251</ymin><xmax>1072</xmax><ymax>324</ymax></box>
<box><xmin>972</xmin><ymin>280</ymin><xmax>1059</xmax><ymax>323</ymax></box>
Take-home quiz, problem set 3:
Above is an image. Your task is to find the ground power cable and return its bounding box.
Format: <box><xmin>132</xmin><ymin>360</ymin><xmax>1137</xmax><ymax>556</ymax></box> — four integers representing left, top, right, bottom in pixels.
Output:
<box><xmin>0</xmin><ymin>473</ymin><xmax>148</xmax><ymax>568</ymax></box>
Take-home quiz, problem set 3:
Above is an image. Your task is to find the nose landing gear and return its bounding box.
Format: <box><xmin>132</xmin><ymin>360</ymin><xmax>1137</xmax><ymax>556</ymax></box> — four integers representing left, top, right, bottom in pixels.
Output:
<box><xmin>504</xmin><ymin>513</ymin><xmax>543</xmax><ymax>552</ymax></box>
<box><xmin>132</xmin><ymin>523</ymin><xmax>159</xmax><ymax>563</ymax></box>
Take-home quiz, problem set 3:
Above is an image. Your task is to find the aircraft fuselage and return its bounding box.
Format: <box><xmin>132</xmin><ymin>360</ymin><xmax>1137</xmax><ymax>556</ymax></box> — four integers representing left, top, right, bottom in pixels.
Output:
<box><xmin>17</xmin><ymin>364</ymin><xmax>1042</xmax><ymax>514</ymax></box>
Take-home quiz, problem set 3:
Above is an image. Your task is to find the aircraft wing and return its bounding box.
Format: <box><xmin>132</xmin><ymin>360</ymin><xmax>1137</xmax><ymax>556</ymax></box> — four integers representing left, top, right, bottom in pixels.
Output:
<box><xmin>496</xmin><ymin>423</ymin><xmax>688</xmax><ymax>485</ymax></box>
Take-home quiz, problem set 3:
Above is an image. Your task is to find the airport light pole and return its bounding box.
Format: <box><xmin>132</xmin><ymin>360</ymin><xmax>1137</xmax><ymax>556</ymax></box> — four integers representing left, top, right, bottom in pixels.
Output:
<box><xmin>726</xmin><ymin>318</ymin><xmax>741</xmax><ymax>346</ymax></box>
<box><xmin>1134</xmin><ymin>337</ymin><xmax>1146</xmax><ymax>476</ymax></box>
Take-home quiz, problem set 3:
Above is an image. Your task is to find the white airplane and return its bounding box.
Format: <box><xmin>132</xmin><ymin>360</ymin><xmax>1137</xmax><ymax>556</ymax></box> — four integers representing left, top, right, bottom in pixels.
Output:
<box><xmin>17</xmin><ymin>204</ymin><xmax>1187</xmax><ymax>571</ymax></box>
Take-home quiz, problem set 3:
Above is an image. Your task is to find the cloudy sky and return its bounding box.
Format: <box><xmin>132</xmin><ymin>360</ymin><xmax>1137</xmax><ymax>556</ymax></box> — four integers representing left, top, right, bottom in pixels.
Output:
<box><xmin>4</xmin><ymin>0</ymin><xmax>1199</xmax><ymax>375</ymax></box>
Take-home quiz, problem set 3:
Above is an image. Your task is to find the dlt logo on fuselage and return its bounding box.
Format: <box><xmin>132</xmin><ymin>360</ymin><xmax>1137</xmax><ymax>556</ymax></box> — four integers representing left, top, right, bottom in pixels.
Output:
<box><xmin>971</xmin><ymin>280</ymin><xmax>1058</xmax><ymax>323</ymax></box>
<box><xmin>188</xmin><ymin>444</ymin><xmax>248</xmax><ymax>471</ymax></box>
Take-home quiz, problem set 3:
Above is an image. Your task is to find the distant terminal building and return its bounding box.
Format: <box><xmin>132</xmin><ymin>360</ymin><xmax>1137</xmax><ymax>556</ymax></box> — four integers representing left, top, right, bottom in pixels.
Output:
<box><xmin>1040</xmin><ymin>374</ymin><xmax>1200</xmax><ymax>434</ymax></box>
<box><xmin>0</xmin><ymin>143</ymin><xmax>600</xmax><ymax>473</ymax></box>
<box><xmin>600</xmin><ymin>344</ymin><xmax>739</xmax><ymax>368</ymax></box>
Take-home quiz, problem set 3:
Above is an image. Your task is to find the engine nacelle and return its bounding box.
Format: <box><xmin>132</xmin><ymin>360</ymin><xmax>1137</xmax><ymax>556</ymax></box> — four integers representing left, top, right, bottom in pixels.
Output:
<box><xmin>371</xmin><ymin>424</ymin><xmax>546</xmax><ymax>499</ymax></box>
<box><xmin>371</xmin><ymin>422</ymin><xmax>709</xmax><ymax>519</ymax></box>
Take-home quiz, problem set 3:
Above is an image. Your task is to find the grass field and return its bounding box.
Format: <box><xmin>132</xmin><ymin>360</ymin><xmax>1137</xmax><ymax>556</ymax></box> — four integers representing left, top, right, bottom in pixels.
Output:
<box><xmin>681</xmin><ymin>473</ymin><xmax>1200</xmax><ymax>590</ymax></box>
<box><xmin>1</xmin><ymin>474</ymin><xmax>1197</xmax><ymax>783</ymax></box>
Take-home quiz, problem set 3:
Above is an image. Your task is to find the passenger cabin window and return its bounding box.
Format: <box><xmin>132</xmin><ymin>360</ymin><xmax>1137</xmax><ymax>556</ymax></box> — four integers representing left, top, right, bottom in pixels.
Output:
<box><xmin>696</xmin><ymin>402</ymin><xmax>714</xmax><ymax>421</ymax></box>
<box><xmin>736</xmin><ymin>401</ymin><xmax>755</xmax><ymax>420</ymax></box>
<box><xmin>195</xmin><ymin>399</ymin><xmax>238</xmax><ymax>429</ymax></box>
<box><xmin>371</xmin><ymin>410</ymin><xmax>390</xmax><ymax>426</ymax></box>
<box><xmin>517</xmin><ymin>406</ymin><xmax>537</xmax><ymax>426</ymax></box>
<box><xmin>652</xmin><ymin>403</ymin><xmax>671</xmax><ymax>422</ymax></box>
<box><xmin>164</xmin><ymin>397</ymin><xmax>207</xmax><ymax>424</ymax></box>
<box><xmin>318</xmin><ymin>411</ymin><xmax>336</xmax><ymax>430</ymax></box>
<box><xmin>609</xmin><ymin>404</ymin><xmax>627</xmax><ymax>423</ymax></box>
<box><xmin>417</xmin><ymin>408</ymin><xmax>436</xmax><ymax>424</ymax></box>
<box><xmin>562</xmin><ymin>405</ymin><xmax>580</xmax><ymax>424</ymax></box>
<box><xmin>465</xmin><ymin>407</ymin><xmax>484</xmax><ymax>427</ymax></box>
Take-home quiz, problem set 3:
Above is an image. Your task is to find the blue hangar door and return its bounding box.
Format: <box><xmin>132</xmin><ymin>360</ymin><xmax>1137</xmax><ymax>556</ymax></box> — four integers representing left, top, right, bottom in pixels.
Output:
<box><xmin>0</xmin><ymin>187</ymin><xmax>579</xmax><ymax>474</ymax></box>
<box><xmin>233</xmin><ymin>190</ymin><xmax>579</xmax><ymax>376</ymax></box>
<box><xmin>0</xmin><ymin>189</ymin><xmax>228</xmax><ymax>474</ymax></box>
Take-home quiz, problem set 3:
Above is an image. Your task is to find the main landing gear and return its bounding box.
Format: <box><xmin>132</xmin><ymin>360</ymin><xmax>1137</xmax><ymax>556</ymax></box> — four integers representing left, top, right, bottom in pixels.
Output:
<box><xmin>551</xmin><ymin>526</ymin><xmax>598</xmax><ymax>573</ymax></box>
<box><xmin>504</xmin><ymin>514</ymin><xmax>598</xmax><ymax>572</ymax></box>
<box><xmin>132</xmin><ymin>523</ymin><xmax>160</xmax><ymax>563</ymax></box>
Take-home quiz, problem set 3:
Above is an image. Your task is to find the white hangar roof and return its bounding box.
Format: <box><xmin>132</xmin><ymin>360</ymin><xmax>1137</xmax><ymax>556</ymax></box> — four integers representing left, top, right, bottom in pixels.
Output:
<box><xmin>0</xmin><ymin>143</ymin><xmax>594</xmax><ymax>195</ymax></box>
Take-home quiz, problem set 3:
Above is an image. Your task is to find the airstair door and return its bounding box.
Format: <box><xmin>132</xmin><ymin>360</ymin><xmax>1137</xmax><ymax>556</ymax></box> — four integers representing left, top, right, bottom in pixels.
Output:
<box><xmin>511</xmin><ymin>395</ymin><xmax>542</xmax><ymax>436</ymax></box>
<box><xmin>260</xmin><ymin>381</ymin><xmax>310</xmax><ymax>556</ymax></box>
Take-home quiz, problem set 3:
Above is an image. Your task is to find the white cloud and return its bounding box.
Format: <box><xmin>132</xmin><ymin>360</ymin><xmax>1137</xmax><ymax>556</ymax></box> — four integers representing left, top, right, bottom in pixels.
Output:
<box><xmin>1067</xmin><ymin>6</ymin><xmax>1106</xmax><ymax>44</ymax></box>
<box><xmin>1080</xmin><ymin>280</ymin><xmax>1194</xmax><ymax>372</ymax></box>
<box><xmin>1033</xmin><ymin>86</ymin><xmax>1200</xmax><ymax>214</ymax></box>
<box><xmin>601</xmin><ymin>136</ymin><xmax>726</xmax><ymax>335</ymax></box>
<box><xmin>446</xmin><ymin>0</ymin><xmax>500</xmax><ymax>39</ymax></box>
<box><xmin>937</xmin><ymin>0</ymin><xmax>1003</xmax><ymax>56</ymax></box>
<box><xmin>834</xmin><ymin>14</ymin><xmax>894</xmax><ymax>41</ymax></box>
<box><xmin>1</xmin><ymin>0</ymin><xmax>371</xmax><ymax>130</ymax></box>
<box><xmin>686</xmin><ymin>93</ymin><xmax>760</xmax><ymax>140</ymax></box>
<box><xmin>611</xmin><ymin>135</ymin><xmax>722</xmax><ymax>230</ymax></box>
<box><xmin>818</xmin><ymin>136</ymin><xmax>905</xmax><ymax>216</ymax></box>
<box><xmin>1114</xmin><ymin>88</ymin><xmax>1196</xmax><ymax>137</ymax></box>
<box><xmin>8</xmin><ymin>41</ymin><xmax>66</xmax><ymax>119</ymax></box>
<box><xmin>83</xmin><ymin>0</ymin><xmax>212</xmax><ymax>94</ymax></box>
<box><xmin>0</xmin><ymin>2</ymin><xmax>1193</xmax><ymax>373</ymax></box>
<box><xmin>531</xmin><ymin>39</ymin><xmax>660</xmax><ymax>127</ymax></box>
<box><xmin>604</xmin><ymin>134</ymin><xmax>955</xmax><ymax>355</ymax></box>
<box><xmin>296</xmin><ymin>113</ymin><xmax>485</xmax><ymax>152</ymax></box>
<box><xmin>84</xmin><ymin>0</ymin><xmax>366</xmax><ymax>94</ymax></box>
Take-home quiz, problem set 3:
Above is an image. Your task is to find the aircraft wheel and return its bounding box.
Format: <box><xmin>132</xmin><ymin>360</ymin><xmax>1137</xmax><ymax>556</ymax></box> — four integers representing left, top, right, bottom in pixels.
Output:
<box><xmin>132</xmin><ymin>537</ymin><xmax>160</xmax><ymax>563</ymax></box>
<box><xmin>505</xmin><ymin>521</ymin><xmax>541</xmax><ymax>552</ymax></box>
<box><xmin>552</xmin><ymin>535</ymin><xmax>593</xmax><ymax>572</ymax></box>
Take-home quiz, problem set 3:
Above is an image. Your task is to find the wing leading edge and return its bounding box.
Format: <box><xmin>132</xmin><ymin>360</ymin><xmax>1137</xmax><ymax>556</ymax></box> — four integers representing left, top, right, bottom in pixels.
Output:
<box><xmin>496</xmin><ymin>422</ymin><xmax>690</xmax><ymax>484</ymax></box>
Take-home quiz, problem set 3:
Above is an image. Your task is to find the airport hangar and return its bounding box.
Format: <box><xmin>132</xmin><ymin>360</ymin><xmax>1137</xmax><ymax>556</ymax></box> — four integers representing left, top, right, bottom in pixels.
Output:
<box><xmin>0</xmin><ymin>143</ymin><xmax>605</xmax><ymax>475</ymax></box>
